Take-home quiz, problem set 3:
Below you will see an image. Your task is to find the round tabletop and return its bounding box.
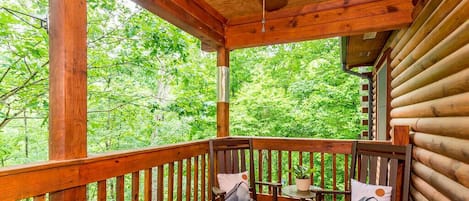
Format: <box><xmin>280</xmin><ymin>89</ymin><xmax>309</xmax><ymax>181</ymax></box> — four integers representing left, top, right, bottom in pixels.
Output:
<box><xmin>282</xmin><ymin>185</ymin><xmax>322</xmax><ymax>200</ymax></box>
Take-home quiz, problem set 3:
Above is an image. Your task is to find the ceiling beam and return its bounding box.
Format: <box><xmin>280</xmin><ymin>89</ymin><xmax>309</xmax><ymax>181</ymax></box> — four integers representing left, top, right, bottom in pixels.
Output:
<box><xmin>133</xmin><ymin>0</ymin><xmax>225</xmax><ymax>49</ymax></box>
<box><xmin>225</xmin><ymin>0</ymin><xmax>414</xmax><ymax>49</ymax></box>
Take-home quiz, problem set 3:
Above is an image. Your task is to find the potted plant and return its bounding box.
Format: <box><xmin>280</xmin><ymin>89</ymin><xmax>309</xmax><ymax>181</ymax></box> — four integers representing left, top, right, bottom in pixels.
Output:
<box><xmin>290</xmin><ymin>164</ymin><xmax>314</xmax><ymax>191</ymax></box>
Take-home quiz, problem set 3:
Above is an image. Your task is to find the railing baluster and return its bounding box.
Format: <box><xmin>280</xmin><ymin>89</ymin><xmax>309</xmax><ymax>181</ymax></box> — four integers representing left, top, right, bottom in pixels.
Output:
<box><xmin>299</xmin><ymin>151</ymin><xmax>303</xmax><ymax>166</ymax></box>
<box><xmin>33</xmin><ymin>194</ymin><xmax>46</xmax><ymax>201</ymax></box>
<box><xmin>177</xmin><ymin>160</ymin><xmax>183</xmax><ymax>201</ymax></box>
<box><xmin>320</xmin><ymin>153</ymin><xmax>325</xmax><ymax>188</ymax></box>
<box><xmin>258</xmin><ymin>149</ymin><xmax>263</xmax><ymax>193</ymax></box>
<box><xmin>332</xmin><ymin>153</ymin><xmax>337</xmax><ymax>201</ymax></box>
<box><xmin>168</xmin><ymin>162</ymin><xmax>174</xmax><ymax>201</ymax></box>
<box><xmin>194</xmin><ymin>156</ymin><xmax>199</xmax><ymax>201</ymax></box>
<box><xmin>310</xmin><ymin>152</ymin><xmax>314</xmax><ymax>184</ymax></box>
<box><xmin>344</xmin><ymin>154</ymin><xmax>349</xmax><ymax>190</ymax></box>
<box><xmin>277</xmin><ymin>150</ymin><xmax>282</xmax><ymax>194</ymax></box>
<box><xmin>157</xmin><ymin>165</ymin><xmax>164</xmax><ymax>201</ymax></box>
<box><xmin>201</xmin><ymin>154</ymin><xmax>206</xmax><ymax>201</ymax></box>
<box><xmin>144</xmin><ymin>168</ymin><xmax>152</xmax><ymax>201</ymax></box>
<box><xmin>132</xmin><ymin>171</ymin><xmax>139</xmax><ymax>201</ymax></box>
<box><xmin>98</xmin><ymin>180</ymin><xmax>107</xmax><ymax>201</ymax></box>
<box><xmin>345</xmin><ymin>154</ymin><xmax>350</xmax><ymax>201</ymax></box>
<box><xmin>116</xmin><ymin>175</ymin><xmax>124</xmax><ymax>201</ymax></box>
<box><xmin>186</xmin><ymin>158</ymin><xmax>192</xmax><ymax>201</ymax></box>
<box><xmin>207</xmin><ymin>155</ymin><xmax>212</xmax><ymax>201</ymax></box>
<box><xmin>288</xmin><ymin>151</ymin><xmax>292</xmax><ymax>185</ymax></box>
<box><xmin>267</xmin><ymin>150</ymin><xmax>272</xmax><ymax>194</ymax></box>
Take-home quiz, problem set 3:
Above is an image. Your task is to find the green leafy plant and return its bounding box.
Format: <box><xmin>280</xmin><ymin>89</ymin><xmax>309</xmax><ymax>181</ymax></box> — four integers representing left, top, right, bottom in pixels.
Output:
<box><xmin>289</xmin><ymin>164</ymin><xmax>314</xmax><ymax>179</ymax></box>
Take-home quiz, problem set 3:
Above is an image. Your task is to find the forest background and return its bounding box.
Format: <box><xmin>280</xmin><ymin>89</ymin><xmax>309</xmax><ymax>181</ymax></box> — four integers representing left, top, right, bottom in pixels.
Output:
<box><xmin>0</xmin><ymin>0</ymin><xmax>365</xmax><ymax>169</ymax></box>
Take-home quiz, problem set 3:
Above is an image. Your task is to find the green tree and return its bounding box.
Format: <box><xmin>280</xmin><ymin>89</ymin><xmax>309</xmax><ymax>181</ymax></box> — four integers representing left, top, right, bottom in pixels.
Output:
<box><xmin>0</xmin><ymin>0</ymin><xmax>364</xmax><ymax>168</ymax></box>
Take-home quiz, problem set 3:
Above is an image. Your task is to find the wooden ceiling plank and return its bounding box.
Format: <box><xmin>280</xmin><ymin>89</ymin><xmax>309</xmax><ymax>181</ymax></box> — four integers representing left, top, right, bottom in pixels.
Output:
<box><xmin>228</xmin><ymin>0</ymin><xmax>411</xmax><ymax>33</ymax></box>
<box><xmin>192</xmin><ymin>0</ymin><xmax>227</xmax><ymax>24</ymax></box>
<box><xmin>346</xmin><ymin>31</ymin><xmax>391</xmax><ymax>67</ymax></box>
<box><xmin>225</xmin><ymin>0</ymin><xmax>414</xmax><ymax>49</ymax></box>
<box><xmin>132</xmin><ymin>0</ymin><xmax>224</xmax><ymax>48</ymax></box>
<box><xmin>201</xmin><ymin>42</ymin><xmax>217</xmax><ymax>52</ymax></box>
<box><xmin>227</xmin><ymin>0</ymin><xmax>378</xmax><ymax>26</ymax></box>
<box><xmin>171</xmin><ymin>0</ymin><xmax>225</xmax><ymax>35</ymax></box>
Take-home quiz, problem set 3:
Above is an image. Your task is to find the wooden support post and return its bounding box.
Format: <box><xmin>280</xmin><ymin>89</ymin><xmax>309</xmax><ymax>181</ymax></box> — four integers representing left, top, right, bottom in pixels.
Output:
<box><xmin>392</xmin><ymin>125</ymin><xmax>410</xmax><ymax>145</ymax></box>
<box><xmin>391</xmin><ymin>125</ymin><xmax>410</xmax><ymax>201</ymax></box>
<box><xmin>216</xmin><ymin>47</ymin><xmax>229</xmax><ymax>137</ymax></box>
<box><xmin>49</xmin><ymin>0</ymin><xmax>87</xmax><ymax>200</ymax></box>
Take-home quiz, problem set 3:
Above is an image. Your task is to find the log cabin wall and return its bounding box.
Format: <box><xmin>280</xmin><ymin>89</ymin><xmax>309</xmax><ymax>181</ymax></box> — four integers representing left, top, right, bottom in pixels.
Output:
<box><xmin>373</xmin><ymin>0</ymin><xmax>469</xmax><ymax>200</ymax></box>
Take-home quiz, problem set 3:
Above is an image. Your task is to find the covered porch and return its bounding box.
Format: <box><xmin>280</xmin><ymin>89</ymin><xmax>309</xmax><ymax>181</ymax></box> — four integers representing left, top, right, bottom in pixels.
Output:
<box><xmin>1</xmin><ymin>0</ymin><xmax>468</xmax><ymax>200</ymax></box>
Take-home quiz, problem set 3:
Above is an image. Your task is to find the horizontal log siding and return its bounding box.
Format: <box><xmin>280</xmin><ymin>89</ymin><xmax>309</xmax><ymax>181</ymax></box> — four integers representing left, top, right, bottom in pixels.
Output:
<box><xmin>384</xmin><ymin>0</ymin><xmax>469</xmax><ymax>200</ymax></box>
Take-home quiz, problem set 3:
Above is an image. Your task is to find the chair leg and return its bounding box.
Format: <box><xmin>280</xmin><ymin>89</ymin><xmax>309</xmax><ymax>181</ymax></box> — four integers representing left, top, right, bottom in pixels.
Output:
<box><xmin>315</xmin><ymin>193</ymin><xmax>321</xmax><ymax>201</ymax></box>
<box><xmin>272</xmin><ymin>187</ymin><xmax>278</xmax><ymax>201</ymax></box>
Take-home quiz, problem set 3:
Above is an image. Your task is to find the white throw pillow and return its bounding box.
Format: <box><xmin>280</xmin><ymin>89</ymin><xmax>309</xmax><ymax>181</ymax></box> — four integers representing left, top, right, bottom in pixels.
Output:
<box><xmin>217</xmin><ymin>171</ymin><xmax>249</xmax><ymax>192</ymax></box>
<box><xmin>351</xmin><ymin>179</ymin><xmax>392</xmax><ymax>201</ymax></box>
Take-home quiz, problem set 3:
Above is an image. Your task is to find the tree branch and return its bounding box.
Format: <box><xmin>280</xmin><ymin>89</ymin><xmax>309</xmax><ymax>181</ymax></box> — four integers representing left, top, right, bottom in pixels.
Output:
<box><xmin>0</xmin><ymin>108</ymin><xmax>25</xmax><ymax>129</ymax></box>
<box><xmin>0</xmin><ymin>66</ymin><xmax>11</xmax><ymax>84</ymax></box>
<box><xmin>88</xmin><ymin>11</ymin><xmax>140</xmax><ymax>44</ymax></box>
<box><xmin>0</xmin><ymin>61</ymin><xmax>48</xmax><ymax>101</ymax></box>
<box><xmin>0</xmin><ymin>57</ymin><xmax>23</xmax><ymax>84</ymax></box>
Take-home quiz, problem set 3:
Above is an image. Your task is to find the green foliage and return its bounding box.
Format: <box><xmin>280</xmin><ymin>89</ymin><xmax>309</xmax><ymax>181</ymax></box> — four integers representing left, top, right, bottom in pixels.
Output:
<box><xmin>1</xmin><ymin>1</ymin><xmax>365</xmax><ymax>201</ymax></box>
<box><xmin>0</xmin><ymin>0</ymin><xmax>364</xmax><ymax>171</ymax></box>
<box><xmin>289</xmin><ymin>164</ymin><xmax>314</xmax><ymax>179</ymax></box>
<box><xmin>230</xmin><ymin>40</ymin><xmax>364</xmax><ymax>139</ymax></box>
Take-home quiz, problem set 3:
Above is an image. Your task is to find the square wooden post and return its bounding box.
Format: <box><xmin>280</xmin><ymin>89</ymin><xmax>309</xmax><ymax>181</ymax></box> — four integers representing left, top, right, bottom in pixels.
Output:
<box><xmin>392</xmin><ymin>125</ymin><xmax>410</xmax><ymax>145</ymax></box>
<box><xmin>49</xmin><ymin>0</ymin><xmax>87</xmax><ymax>200</ymax></box>
<box><xmin>216</xmin><ymin>47</ymin><xmax>229</xmax><ymax>137</ymax></box>
<box><xmin>392</xmin><ymin>125</ymin><xmax>410</xmax><ymax>201</ymax></box>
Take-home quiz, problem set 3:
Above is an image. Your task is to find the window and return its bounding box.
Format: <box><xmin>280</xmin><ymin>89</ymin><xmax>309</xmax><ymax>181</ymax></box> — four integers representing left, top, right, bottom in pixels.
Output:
<box><xmin>376</xmin><ymin>63</ymin><xmax>389</xmax><ymax>140</ymax></box>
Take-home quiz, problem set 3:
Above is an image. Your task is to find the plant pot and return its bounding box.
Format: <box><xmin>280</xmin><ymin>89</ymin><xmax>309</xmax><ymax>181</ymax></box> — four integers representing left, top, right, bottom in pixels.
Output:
<box><xmin>295</xmin><ymin>178</ymin><xmax>311</xmax><ymax>191</ymax></box>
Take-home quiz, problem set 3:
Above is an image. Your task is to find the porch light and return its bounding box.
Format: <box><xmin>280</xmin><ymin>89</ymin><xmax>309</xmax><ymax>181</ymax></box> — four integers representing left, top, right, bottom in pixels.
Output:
<box><xmin>217</xmin><ymin>66</ymin><xmax>229</xmax><ymax>102</ymax></box>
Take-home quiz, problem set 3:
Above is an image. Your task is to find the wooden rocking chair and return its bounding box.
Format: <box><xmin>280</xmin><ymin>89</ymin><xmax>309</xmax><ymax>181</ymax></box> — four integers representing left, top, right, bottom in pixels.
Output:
<box><xmin>209</xmin><ymin>138</ymin><xmax>281</xmax><ymax>201</ymax></box>
<box><xmin>313</xmin><ymin>142</ymin><xmax>412</xmax><ymax>201</ymax></box>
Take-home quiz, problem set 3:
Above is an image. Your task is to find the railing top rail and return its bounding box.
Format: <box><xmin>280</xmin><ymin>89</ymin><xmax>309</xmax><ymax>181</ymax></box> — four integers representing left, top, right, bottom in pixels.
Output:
<box><xmin>230</xmin><ymin>136</ymin><xmax>391</xmax><ymax>154</ymax></box>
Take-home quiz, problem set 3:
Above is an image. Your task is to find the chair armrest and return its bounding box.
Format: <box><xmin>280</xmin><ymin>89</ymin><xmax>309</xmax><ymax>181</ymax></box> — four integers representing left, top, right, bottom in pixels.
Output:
<box><xmin>311</xmin><ymin>189</ymin><xmax>350</xmax><ymax>201</ymax></box>
<box><xmin>255</xmin><ymin>181</ymin><xmax>282</xmax><ymax>187</ymax></box>
<box><xmin>255</xmin><ymin>181</ymin><xmax>281</xmax><ymax>201</ymax></box>
<box><xmin>311</xmin><ymin>189</ymin><xmax>351</xmax><ymax>195</ymax></box>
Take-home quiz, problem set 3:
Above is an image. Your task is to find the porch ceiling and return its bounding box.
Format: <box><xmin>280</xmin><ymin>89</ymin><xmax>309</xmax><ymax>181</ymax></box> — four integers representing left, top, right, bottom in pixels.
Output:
<box><xmin>343</xmin><ymin>31</ymin><xmax>392</xmax><ymax>69</ymax></box>
<box><xmin>132</xmin><ymin>0</ymin><xmax>415</xmax><ymax>50</ymax></box>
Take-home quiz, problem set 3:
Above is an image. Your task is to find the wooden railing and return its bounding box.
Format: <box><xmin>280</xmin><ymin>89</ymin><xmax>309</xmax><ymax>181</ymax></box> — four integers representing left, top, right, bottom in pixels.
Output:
<box><xmin>0</xmin><ymin>140</ymin><xmax>209</xmax><ymax>201</ymax></box>
<box><xmin>250</xmin><ymin>137</ymin><xmax>390</xmax><ymax>201</ymax></box>
<box><xmin>0</xmin><ymin>137</ymin><xmax>390</xmax><ymax>201</ymax></box>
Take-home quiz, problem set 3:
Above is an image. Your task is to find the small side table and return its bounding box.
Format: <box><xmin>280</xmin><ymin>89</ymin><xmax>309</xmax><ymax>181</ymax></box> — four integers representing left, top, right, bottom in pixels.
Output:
<box><xmin>282</xmin><ymin>185</ymin><xmax>322</xmax><ymax>201</ymax></box>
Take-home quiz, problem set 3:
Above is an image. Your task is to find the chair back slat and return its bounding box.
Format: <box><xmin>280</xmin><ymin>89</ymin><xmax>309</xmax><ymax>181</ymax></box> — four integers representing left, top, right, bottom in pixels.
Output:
<box><xmin>225</xmin><ymin>150</ymin><xmax>233</xmax><ymax>173</ymax></box>
<box><xmin>351</xmin><ymin>142</ymin><xmax>412</xmax><ymax>201</ymax></box>
<box><xmin>217</xmin><ymin>151</ymin><xmax>226</xmax><ymax>174</ymax></box>
<box><xmin>378</xmin><ymin>157</ymin><xmax>388</xmax><ymax>186</ymax></box>
<box><xmin>359</xmin><ymin>155</ymin><xmax>369</xmax><ymax>182</ymax></box>
<box><xmin>232</xmin><ymin>150</ymin><xmax>240</xmax><ymax>173</ymax></box>
<box><xmin>240</xmin><ymin>150</ymin><xmax>247</xmax><ymax>172</ymax></box>
<box><xmin>369</xmin><ymin>156</ymin><xmax>378</xmax><ymax>185</ymax></box>
<box><xmin>389</xmin><ymin>159</ymin><xmax>398</xmax><ymax>201</ymax></box>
